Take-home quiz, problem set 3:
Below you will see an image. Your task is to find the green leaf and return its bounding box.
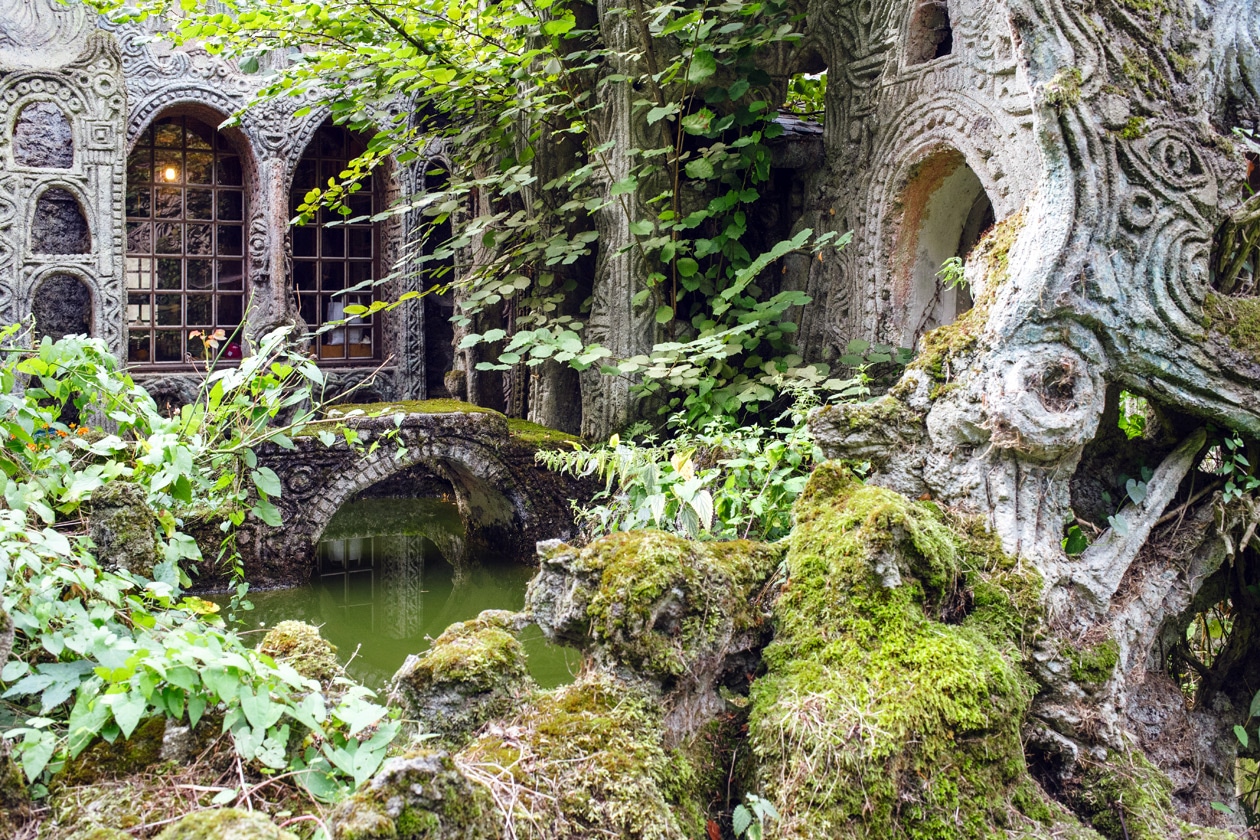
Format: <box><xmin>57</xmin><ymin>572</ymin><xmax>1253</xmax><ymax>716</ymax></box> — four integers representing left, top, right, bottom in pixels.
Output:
<box><xmin>1235</xmin><ymin>724</ymin><xmax>1250</xmax><ymax>749</ymax></box>
<box><xmin>252</xmin><ymin>497</ymin><xmax>282</xmax><ymax>527</ymax></box>
<box><xmin>655</xmin><ymin>306</ymin><xmax>674</xmax><ymax>324</ymax></box>
<box><xmin>1062</xmin><ymin>526</ymin><xmax>1089</xmax><ymax>555</ymax></box>
<box><xmin>733</xmin><ymin>804</ymin><xmax>752</xmax><ymax>837</ymax></box>
<box><xmin>629</xmin><ymin>220</ymin><xmax>654</xmax><ymax>236</ymax></box>
<box><xmin>251</xmin><ymin>467</ymin><xmax>283</xmax><ymax>498</ymax></box>
<box><xmin>686</xmin><ymin>50</ymin><xmax>717</xmax><ymax>84</ymax></box>
<box><xmin>685</xmin><ymin>158</ymin><xmax>715</xmax><ymax>180</ymax></box>
<box><xmin>675</xmin><ymin>257</ymin><xmax>699</xmax><ymax>277</ymax></box>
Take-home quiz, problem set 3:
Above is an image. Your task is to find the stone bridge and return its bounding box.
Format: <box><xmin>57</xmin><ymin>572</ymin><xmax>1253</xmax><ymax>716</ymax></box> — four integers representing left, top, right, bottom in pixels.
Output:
<box><xmin>233</xmin><ymin>402</ymin><xmax>590</xmax><ymax>588</ymax></box>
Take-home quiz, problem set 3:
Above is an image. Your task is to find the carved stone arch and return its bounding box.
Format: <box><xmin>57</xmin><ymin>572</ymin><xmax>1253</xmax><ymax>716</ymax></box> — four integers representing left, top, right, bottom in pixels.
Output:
<box><xmin>862</xmin><ymin>94</ymin><xmax>1029</xmax><ymax>340</ymax></box>
<box><xmin>278</xmin><ymin>105</ymin><xmax>334</xmax><ymax>196</ymax></box>
<box><xmin>28</xmin><ymin>180</ymin><xmax>92</xmax><ymax>256</ymax></box>
<box><xmin>25</xmin><ymin>266</ymin><xmax>95</xmax><ymax>341</ymax></box>
<box><xmin>9</xmin><ymin>98</ymin><xmax>74</xmax><ymax>169</ymax></box>
<box><xmin>125</xmin><ymin>92</ymin><xmax>257</xmax><ymax>175</ymax></box>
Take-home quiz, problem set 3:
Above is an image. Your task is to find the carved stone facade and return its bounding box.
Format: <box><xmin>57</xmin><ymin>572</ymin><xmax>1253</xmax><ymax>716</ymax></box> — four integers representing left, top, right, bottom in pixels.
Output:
<box><xmin>0</xmin><ymin>2</ymin><xmax>438</xmax><ymax>401</ymax></box>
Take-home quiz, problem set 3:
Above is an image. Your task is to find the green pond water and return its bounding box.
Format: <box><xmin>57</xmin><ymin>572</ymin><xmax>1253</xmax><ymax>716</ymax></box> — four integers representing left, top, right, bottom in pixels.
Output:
<box><xmin>227</xmin><ymin>497</ymin><xmax>580</xmax><ymax>692</ymax></box>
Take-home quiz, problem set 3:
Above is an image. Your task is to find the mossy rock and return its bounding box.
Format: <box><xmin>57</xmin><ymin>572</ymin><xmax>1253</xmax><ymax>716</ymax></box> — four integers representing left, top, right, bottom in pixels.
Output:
<box><xmin>329</xmin><ymin>749</ymin><xmax>498</xmax><ymax>840</ymax></box>
<box><xmin>257</xmin><ymin>620</ymin><xmax>343</xmax><ymax>686</ymax></box>
<box><xmin>84</xmin><ymin>481</ymin><xmax>160</xmax><ymax>579</ymax></box>
<box><xmin>531</xmin><ymin>531</ymin><xmax>782</xmax><ymax>681</ymax></box>
<box><xmin>747</xmin><ymin>462</ymin><xmax>1046</xmax><ymax>838</ymax></box>
<box><xmin>65</xmin><ymin>829</ymin><xmax>135</xmax><ymax>840</ymax></box>
<box><xmin>326</xmin><ymin>399</ymin><xmax>499</xmax><ymax>418</ymax></box>
<box><xmin>389</xmin><ymin>610</ymin><xmax>534</xmax><ymax>745</ymax></box>
<box><xmin>457</xmin><ymin>673</ymin><xmax>696</xmax><ymax>839</ymax></box>
<box><xmin>506</xmin><ymin>417</ymin><xmax>581</xmax><ymax>448</ymax></box>
<box><xmin>154</xmin><ymin>808</ymin><xmax>298</xmax><ymax>840</ymax></box>
<box><xmin>0</xmin><ymin>739</ymin><xmax>30</xmax><ymax>837</ymax></box>
<box><xmin>57</xmin><ymin>715</ymin><xmax>167</xmax><ymax>787</ymax></box>
<box><xmin>1071</xmin><ymin>751</ymin><xmax>1238</xmax><ymax>840</ymax></box>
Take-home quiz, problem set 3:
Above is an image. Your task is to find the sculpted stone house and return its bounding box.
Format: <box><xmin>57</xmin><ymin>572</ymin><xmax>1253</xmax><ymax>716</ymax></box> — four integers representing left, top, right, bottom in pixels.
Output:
<box><xmin>0</xmin><ymin>0</ymin><xmax>1043</xmax><ymax>427</ymax></box>
<box><xmin>0</xmin><ymin>1</ymin><xmax>457</xmax><ymax>408</ymax></box>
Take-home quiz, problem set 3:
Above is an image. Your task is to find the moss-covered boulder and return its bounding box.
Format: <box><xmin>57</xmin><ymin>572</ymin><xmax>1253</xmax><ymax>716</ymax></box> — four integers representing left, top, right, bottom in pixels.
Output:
<box><xmin>0</xmin><ymin>738</ymin><xmax>30</xmax><ymax>837</ymax></box>
<box><xmin>747</xmin><ymin>462</ymin><xmax>1049</xmax><ymax>838</ymax></box>
<box><xmin>457</xmin><ymin>672</ymin><xmax>702</xmax><ymax>839</ymax></box>
<box><xmin>257</xmin><ymin>619</ymin><xmax>343</xmax><ymax>687</ymax></box>
<box><xmin>57</xmin><ymin>714</ymin><xmax>168</xmax><ymax>787</ymax></box>
<box><xmin>328</xmin><ymin>749</ymin><xmax>499</xmax><ymax>840</ymax></box>
<box><xmin>389</xmin><ymin>610</ymin><xmax>534</xmax><ymax>745</ymax></box>
<box><xmin>84</xmin><ymin>481</ymin><xmax>160</xmax><ymax>579</ymax></box>
<box><xmin>154</xmin><ymin>808</ymin><xmax>298</xmax><ymax>839</ymax></box>
<box><xmin>527</xmin><ymin>532</ymin><xmax>781</xmax><ymax>734</ymax></box>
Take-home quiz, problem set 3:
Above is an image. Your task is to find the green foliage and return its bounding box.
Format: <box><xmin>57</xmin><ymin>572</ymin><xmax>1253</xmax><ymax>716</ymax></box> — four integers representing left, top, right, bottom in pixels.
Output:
<box><xmin>1220</xmin><ymin>431</ymin><xmax>1260</xmax><ymax>502</ymax></box>
<box><xmin>0</xmin><ymin>324</ymin><xmax>398</xmax><ymax>805</ymax></box>
<box><xmin>783</xmin><ymin>72</ymin><xmax>826</xmax><ymax>118</ymax></box>
<box><xmin>85</xmin><ymin>0</ymin><xmax>851</xmax><ymax>422</ymax></box>
<box><xmin>1117</xmin><ymin>390</ymin><xmax>1148</xmax><ymax>439</ymax></box>
<box><xmin>537</xmin><ymin>386</ymin><xmax>830</xmax><ymax>541</ymax></box>
<box><xmin>733</xmin><ymin>792</ymin><xmax>780</xmax><ymax>839</ymax></box>
<box><xmin>936</xmin><ymin>256</ymin><xmax>966</xmax><ymax>291</ymax></box>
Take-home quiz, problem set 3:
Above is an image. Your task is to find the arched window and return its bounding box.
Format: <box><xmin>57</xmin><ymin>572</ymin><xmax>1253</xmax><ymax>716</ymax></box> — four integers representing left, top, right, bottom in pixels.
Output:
<box><xmin>125</xmin><ymin>115</ymin><xmax>246</xmax><ymax>366</ymax></box>
<box><xmin>30</xmin><ymin>188</ymin><xmax>89</xmax><ymax>254</ymax></box>
<box><xmin>893</xmin><ymin>148</ymin><xmax>994</xmax><ymax>346</ymax></box>
<box><xmin>291</xmin><ymin>122</ymin><xmax>379</xmax><ymax>363</ymax></box>
<box><xmin>13</xmin><ymin>101</ymin><xmax>73</xmax><ymax>168</ymax></box>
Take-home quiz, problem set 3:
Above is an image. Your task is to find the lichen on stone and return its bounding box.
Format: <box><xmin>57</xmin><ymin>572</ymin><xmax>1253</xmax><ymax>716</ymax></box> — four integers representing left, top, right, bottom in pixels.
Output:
<box><xmin>389</xmin><ymin>609</ymin><xmax>534</xmax><ymax>745</ymax></box>
<box><xmin>256</xmin><ymin>619</ymin><xmax>343</xmax><ymax>687</ymax></box>
<box><xmin>153</xmin><ymin>807</ymin><xmax>298</xmax><ymax>840</ymax></box>
<box><xmin>328</xmin><ymin>749</ymin><xmax>498</xmax><ymax>840</ymax></box>
<box><xmin>747</xmin><ymin>462</ymin><xmax>1046</xmax><ymax>838</ymax></box>
<box><xmin>84</xmin><ymin>480</ymin><xmax>161</xmax><ymax>579</ymax></box>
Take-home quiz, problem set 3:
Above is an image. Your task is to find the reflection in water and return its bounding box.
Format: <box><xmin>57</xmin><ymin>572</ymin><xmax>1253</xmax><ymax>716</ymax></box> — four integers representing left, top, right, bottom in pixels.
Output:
<box><xmin>237</xmin><ymin>498</ymin><xmax>578</xmax><ymax>691</ymax></box>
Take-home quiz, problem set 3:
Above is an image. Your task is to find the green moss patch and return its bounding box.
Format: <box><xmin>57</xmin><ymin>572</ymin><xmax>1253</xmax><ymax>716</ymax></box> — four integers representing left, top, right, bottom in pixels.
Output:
<box><xmin>256</xmin><ymin>620</ymin><xmax>342</xmax><ymax>686</ymax></box>
<box><xmin>507</xmin><ymin>417</ymin><xmax>581</xmax><ymax>447</ymax></box>
<box><xmin>1066</xmin><ymin>638</ymin><xmax>1120</xmax><ymax>685</ymax></box>
<box><xmin>458</xmin><ymin>673</ymin><xmax>697</xmax><ymax>839</ymax></box>
<box><xmin>747</xmin><ymin>462</ymin><xmax>1044</xmax><ymax>838</ymax></box>
<box><xmin>154</xmin><ymin>807</ymin><xmax>297</xmax><ymax>839</ymax></box>
<box><xmin>573</xmin><ymin>531</ymin><xmax>783</xmax><ymax>679</ymax></box>
<box><xmin>1204</xmin><ymin>292</ymin><xmax>1260</xmax><ymax>362</ymax></box>
<box><xmin>325</xmin><ymin>399</ymin><xmax>499</xmax><ymax>418</ymax></box>
<box><xmin>910</xmin><ymin>212</ymin><xmax>1024</xmax><ymax>385</ymax></box>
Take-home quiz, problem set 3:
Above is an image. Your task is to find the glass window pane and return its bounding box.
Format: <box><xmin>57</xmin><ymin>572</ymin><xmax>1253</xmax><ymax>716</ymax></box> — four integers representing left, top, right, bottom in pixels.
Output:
<box><xmin>154</xmin><ymin>330</ymin><xmax>181</xmax><ymax>362</ymax></box>
<box><xmin>127</xmin><ymin>222</ymin><xmax>151</xmax><ymax>254</ymax></box>
<box><xmin>218</xmin><ymin>190</ymin><xmax>243</xmax><ymax>221</ymax></box>
<box><xmin>293</xmin><ymin>226</ymin><xmax>317</xmax><ymax>257</ymax></box>
<box><xmin>153</xmin><ymin>119</ymin><xmax>183</xmax><ymax>148</ymax></box>
<box><xmin>186</xmin><ymin>294</ymin><xmax>212</xmax><ymax>326</ymax></box>
<box><xmin>126</xmin><ymin>257</ymin><xmax>151</xmax><ymax>290</ymax></box>
<box><xmin>321</xmin><ymin>262</ymin><xmax>344</xmax><ymax>291</ymax></box>
<box><xmin>126</xmin><ymin>186</ymin><xmax>151</xmax><ymax>218</ymax></box>
<box><xmin>187</xmin><ymin>259</ymin><xmax>213</xmax><ymax>290</ymax></box>
<box><xmin>294</xmin><ymin>160</ymin><xmax>317</xmax><ymax>191</ymax></box>
<box><xmin>185</xmin><ymin>120</ymin><xmax>213</xmax><ymax>150</ymax></box>
<box><xmin>218</xmin><ymin>294</ymin><xmax>243</xmax><ymax>327</ymax></box>
<box><xmin>349</xmin><ymin>262</ymin><xmax>373</xmax><ymax>286</ymax></box>
<box><xmin>126</xmin><ymin>294</ymin><xmax>150</xmax><ymax>323</ymax></box>
<box><xmin>186</xmin><ymin>152</ymin><xmax>213</xmax><ymax>185</ymax></box>
<box><xmin>128</xmin><ymin>330</ymin><xmax>150</xmax><ymax>363</ymax></box>
<box><xmin>154</xmin><ymin>186</ymin><xmax>181</xmax><ymax>219</ymax></box>
<box><xmin>187</xmin><ymin>223</ymin><xmax>213</xmax><ymax>256</ymax></box>
<box><xmin>217</xmin><ymin>155</ymin><xmax>242</xmax><ymax>186</ymax></box>
<box><xmin>155</xmin><ymin>295</ymin><xmax>182</xmax><ymax>326</ymax></box>
<box><xmin>217</xmin><ymin>225</ymin><xmax>243</xmax><ymax>256</ymax></box>
<box><xmin>321</xmin><ymin>227</ymin><xmax>345</xmax><ymax>258</ymax></box>
<box><xmin>348</xmin><ymin>228</ymin><xmax>372</xmax><ymax>259</ymax></box>
<box><xmin>299</xmin><ymin>295</ymin><xmax>318</xmax><ymax>326</ymax></box>
<box><xmin>154</xmin><ymin>222</ymin><xmax>181</xmax><ymax>255</ymax></box>
<box><xmin>186</xmin><ymin>189</ymin><xmax>213</xmax><ymax>220</ymax></box>
<box><xmin>157</xmin><ymin>258</ymin><xmax>181</xmax><ymax>290</ymax></box>
<box><xmin>154</xmin><ymin>151</ymin><xmax>181</xmax><ymax>185</ymax></box>
<box><xmin>346</xmin><ymin>193</ymin><xmax>372</xmax><ymax>217</ymax></box>
<box><xmin>127</xmin><ymin>151</ymin><xmax>152</xmax><ymax>188</ymax></box>
<box><xmin>294</xmin><ymin>260</ymin><xmax>317</xmax><ymax>291</ymax></box>
<box><xmin>217</xmin><ymin>260</ymin><xmax>243</xmax><ymax>290</ymax></box>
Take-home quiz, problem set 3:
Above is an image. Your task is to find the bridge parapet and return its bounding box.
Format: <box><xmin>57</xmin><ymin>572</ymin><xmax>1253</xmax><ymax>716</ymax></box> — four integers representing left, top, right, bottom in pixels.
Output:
<box><xmin>231</xmin><ymin>402</ymin><xmax>588</xmax><ymax>588</ymax></box>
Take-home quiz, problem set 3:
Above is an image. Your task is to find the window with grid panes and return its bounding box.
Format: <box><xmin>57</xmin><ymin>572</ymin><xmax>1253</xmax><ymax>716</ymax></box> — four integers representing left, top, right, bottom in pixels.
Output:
<box><xmin>291</xmin><ymin>123</ymin><xmax>379</xmax><ymax>362</ymax></box>
<box><xmin>125</xmin><ymin>115</ymin><xmax>246</xmax><ymax>366</ymax></box>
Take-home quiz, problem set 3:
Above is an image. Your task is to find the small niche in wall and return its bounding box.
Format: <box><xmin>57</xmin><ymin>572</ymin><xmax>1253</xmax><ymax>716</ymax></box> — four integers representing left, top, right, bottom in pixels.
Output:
<box><xmin>13</xmin><ymin>101</ymin><xmax>73</xmax><ymax>168</ymax></box>
<box><xmin>907</xmin><ymin>0</ymin><xmax>954</xmax><ymax>65</ymax></box>
<box><xmin>32</xmin><ymin>274</ymin><xmax>92</xmax><ymax>341</ymax></box>
<box><xmin>30</xmin><ymin>188</ymin><xmax>90</xmax><ymax>254</ymax></box>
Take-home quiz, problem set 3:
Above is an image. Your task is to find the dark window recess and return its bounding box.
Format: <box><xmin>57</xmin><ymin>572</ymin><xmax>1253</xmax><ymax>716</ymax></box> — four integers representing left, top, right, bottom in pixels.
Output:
<box><xmin>291</xmin><ymin>123</ymin><xmax>379</xmax><ymax>363</ymax></box>
<box><xmin>32</xmin><ymin>274</ymin><xmax>92</xmax><ymax>341</ymax></box>
<box><xmin>125</xmin><ymin>115</ymin><xmax>246</xmax><ymax>367</ymax></box>
<box><xmin>907</xmin><ymin>0</ymin><xmax>953</xmax><ymax>65</ymax></box>
<box><xmin>422</xmin><ymin>162</ymin><xmax>455</xmax><ymax>397</ymax></box>
<box><xmin>13</xmin><ymin>101</ymin><xmax>73</xmax><ymax>168</ymax></box>
<box><xmin>30</xmin><ymin>188</ymin><xmax>89</xmax><ymax>254</ymax></box>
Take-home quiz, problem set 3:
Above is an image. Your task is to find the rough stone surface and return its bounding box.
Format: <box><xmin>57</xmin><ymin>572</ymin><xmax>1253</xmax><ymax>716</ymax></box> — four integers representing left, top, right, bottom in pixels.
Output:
<box><xmin>33</xmin><ymin>272</ymin><xmax>93</xmax><ymax>340</ymax></box>
<box><xmin>328</xmin><ymin>750</ymin><xmax>499</xmax><ymax>840</ymax></box>
<box><xmin>13</xmin><ymin>100</ymin><xmax>74</xmax><ymax>167</ymax></box>
<box><xmin>389</xmin><ymin>609</ymin><xmax>534</xmax><ymax>746</ymax></box>
<box><xmin>256</xmin><ymin>619</ymin><xmax>343</xmax><ymax>687</ymax></box>
<box><xmin>31</xmin><ymin>187</ymin><xmax>91</xmax><ymax>254</ymax></box>
<box><xmin>84</xmin><ymin>481</ymin><xmax>160</xmax><ymax>579</ymax></box>
<box><xmin>153</xmin><ymin>808</ymin><xmax>298</xmax><ymax>840</ymax></box>
<box><xmin>0</xmin><ymin>738</ymin><xmax>30</xmax><ymax>838</ymax></box>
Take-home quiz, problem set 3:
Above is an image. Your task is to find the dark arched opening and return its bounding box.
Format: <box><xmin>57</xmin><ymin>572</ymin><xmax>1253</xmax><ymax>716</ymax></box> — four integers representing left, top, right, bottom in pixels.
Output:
<box><xmin>32</xmin><ymin>273</ymin><xmax>92</xmax><ymax>341</ymax></box>
<box><xmin>13</xmin><ymin>101</ymin><xmax>73</xmax><ymax>168</ymax></box>
<box><xmin>30</xmin><ymin>188</ymin><xmax>89</xmax><ymax>254</ymax></box>
<box><xmin>907</xmin><ymin>0</ymin><xmax>954</xmax><ymax>65</ymax></box>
